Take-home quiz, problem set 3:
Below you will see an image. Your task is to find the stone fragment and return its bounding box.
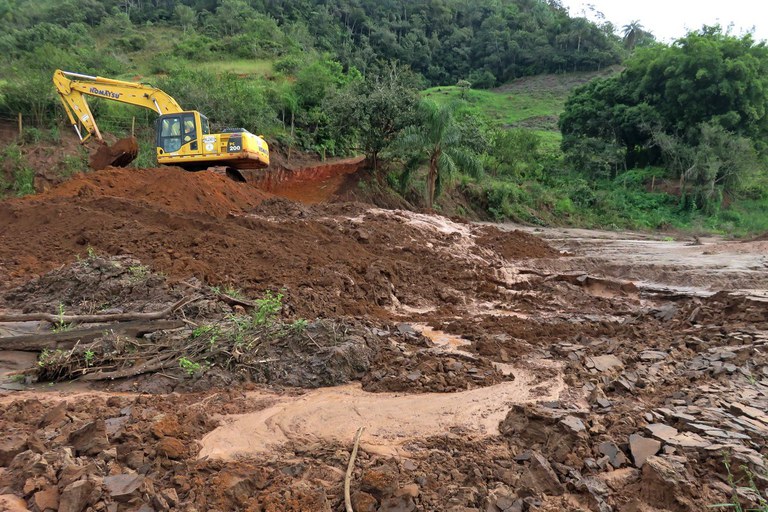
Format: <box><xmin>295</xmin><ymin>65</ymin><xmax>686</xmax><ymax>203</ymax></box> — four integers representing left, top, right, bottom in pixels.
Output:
<box><xmin>351</xmin><ymin>491</ymin><xmax>378</xmax><ymax>512</ymax></box>
<box><xmin>361</xmin><ymin>464</ymin><xmax>399</xmax><ymax>498</ymax></box>
<box><xmin>155</xmin><ymin>437</ymin><xmax>186</xmax><ymax>460</ymax></box>
<box><xmin>560</xmin><ymin>416</ymin><xmax>586</xmax><ymax>434</ymax></box>
<box><xmin>639</xmin><ymin>350</ymin><xmax>667</xmax><ymax>361</ymax></box>
<box><xmin>33</xmin><ymin>486</ymin><xmax>60</xmax><ymax>511</ymax></box>
<box><xmin>379</xmin><ymin>496</ymin><xmax>416</xmax><ymax>512</ymax></box>
<box><xmin>645</xmin><ymin>423</ymin><xmax>679</xmax><ymax>442</ymax></box>
<box><xmin>0</xmin><ymin>495</ymin><xmax>29</xmax><ymax>512</ymax></box>
<box><xmin>59</xmin><ymin>479</ymin><xmax>96</xmax><ymax>512</ymax></box>
<box><xmin>0</xmin><ymin>435</ymin><xmax>27</xmax><ymax>466</ymax></box>
<box><xmin>104</xmin><ymin>473</ymin><xmax>145</xmax><ymax>502</ymax></box>
<box><xmin>518</xmin><ymin>451</ymin><xmax>564</xmax><ymax>496</ymax></box>
<box><xmin>598</xmin><ymin>442</ymin><xmax>627</xmax><ymax>468</ymax></box>
<box><xmin>640</xmin><ymin>456</ymin><xmax>693</xmax><ymax>510</ymax></box>
<box><xmin>396</xmin><ymin>484</ymin><xmax>420</xmax><ymax>498</ymax></box>
<box><xmin>596</xmin><ymin>468</ymin><xmax>641</xmax><ymax>491</ymax></box>
<box><xmin>68</xmin><ymin>421</ymin><xmax>109</xmax><ymax>456</ymax></box>
<box><xmin>586</xmin><ymin>355</ymin><xmax>623</xmax><ymax>373</ymax></box>
<box><xmin>629</xmin><ymin>434</ymin><xmax>661</xmax><ymax>468</ymax></box>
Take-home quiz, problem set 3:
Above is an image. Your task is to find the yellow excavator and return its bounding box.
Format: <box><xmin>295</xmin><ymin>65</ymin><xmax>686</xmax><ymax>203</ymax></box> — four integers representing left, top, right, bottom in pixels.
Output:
<box><xmin>53</xmin><ymin>70</ymin><xmax>269</xmax><ymax>179</ymax></box>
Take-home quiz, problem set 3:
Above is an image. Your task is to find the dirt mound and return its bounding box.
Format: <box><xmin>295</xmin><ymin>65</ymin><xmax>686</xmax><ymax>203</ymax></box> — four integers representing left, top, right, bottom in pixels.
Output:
<box><xmin>88</xmin><ymin>137</ymin><xmax>139</xmax><ymax>170</ymax></box>
<box><xmin>40</xmin><ymin>167</ymin><xmax>270</xmax><ymax>218</ymax></box>
<box><xmin>0</xmin><ymin>182</ymin><xmax>560</xmax><ymax>317</ymax></box>
<box><xmin>475</xmin><ymin>226</ymin><xmax>561</xmax><ymax>259</ymax></box>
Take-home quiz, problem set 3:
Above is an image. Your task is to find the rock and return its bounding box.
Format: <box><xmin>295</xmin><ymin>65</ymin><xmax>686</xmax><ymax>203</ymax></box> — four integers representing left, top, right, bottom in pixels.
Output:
<box><xmin>484</xmin><ymin>484</ymin><xmax>519</xmax><ymax>512</ymax></box>
<box><xmin>361</xmin><ymin>464</ymin><xmax>399</xmax><ymax>498</ymax></box>
<box><xmin>586</xmin><ymin>355</ymin><xmax>623</xmax><ymax>373</ymax></box>
<box><xmin>104</xmin><ymin>473</ymin><xmax>145</xmax><ymax>502</ymax></box>
<box><xmin>68</xmin><ymin>420</ymin><xmax>110</xmax><ymax>456</ymax></box>
<box><xmin>640</xmin><ymin>455</ymin><xmax>694</xmax><ymax>511</ymax></box>
<box><xmin>39</xmin><ymin>402</ymin><xmax>67</xmax><ymax>427</ymax></box>
<box><xmin>160</xmin><ymin>488</ymin><xmax>178</xmax><ymax>508</ymax></box>
<box><xmin>150</xmin><ymin>415</ymin><xmax>183</xmax><ymax>439</ymax></box>
<box><xmin>560</xmin><ymin>416</ymin><xmax>587</xmax><ymax>434</ymax></box>
<box><xmin>59</xmin><ymin>480</ymin><xmax>96</xmax><ymax>512</ymax></box>
<box><xmin>0</xmin><ymin>495</ymin><xmax>29</xmax><ymax>512</ymax></box>
<box><xmin>598</xmin><ymin>441</ymin><xmax>628</xmax><ymax>468</ymax></box>
<box><xmin>33</xmin><ymin>486</ymin><xmax>60</xmax><ymax>511</ymax></box>
<box><xmin>396</xmin><ymin>484</ymin><xmax>420</xmax><ymax>498</ymax></box>
<box><xmin>518</xmin><ymin>451</ymin><xmax>564</xmax><ymax>496</ymax></box>
<box><xmin>0</xmin><ymin>435</ymin><xmax>27</xmax><ymax>466</ymax></box>
<box><xmin>645</xmin><ymin>423</ymin><xmax>679</xmax><ymax>442</ymax></box>
<box><xmin>639</xmin><ymin>350</ymin><xmax>667</xmax><ymax>361</ymax></box>
<box><xmin>155</xmin><ymin>437</ymin><xmax>186</xmax><ymax>459</ymax></box>
<box><xmin>597</xmin><ymin>468</ymin><xmax>641</xmax><ymax>491</ymax></box>
<box><xmin>380</xmin><ymin>496</ymin><xmax>416</xmax><ymax>512</ymax></box>
<box><xmin>629</xmin><ymin>434</ymin><xmax>661</xmax><ymax>468</ymax></box>
<box><xmin>351</xmin><ymin>491</ymin><xmax>378</xmax><ymax>512</ymax></box>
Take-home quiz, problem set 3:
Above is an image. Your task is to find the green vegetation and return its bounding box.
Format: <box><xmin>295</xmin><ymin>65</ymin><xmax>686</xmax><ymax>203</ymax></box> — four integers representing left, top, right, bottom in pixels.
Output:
<box><xmin>0</xmin><ymin>1</ymin><xmax>764</xmax><ymax>234</ymax></box>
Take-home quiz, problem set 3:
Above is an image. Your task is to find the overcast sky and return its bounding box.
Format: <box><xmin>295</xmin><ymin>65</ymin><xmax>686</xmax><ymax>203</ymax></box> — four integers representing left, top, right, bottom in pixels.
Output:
<box><xmin>559</xmin><ymin>1</ymin><xmax>768</xmax><ymax>43</ymax></box>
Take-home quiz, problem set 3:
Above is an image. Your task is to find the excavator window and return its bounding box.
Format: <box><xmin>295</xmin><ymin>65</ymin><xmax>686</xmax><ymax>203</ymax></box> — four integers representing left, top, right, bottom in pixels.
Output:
<box><xmin>158</xmin><ymin>116</ymin><xmax>182</xmax><ymax>153</ymax></box>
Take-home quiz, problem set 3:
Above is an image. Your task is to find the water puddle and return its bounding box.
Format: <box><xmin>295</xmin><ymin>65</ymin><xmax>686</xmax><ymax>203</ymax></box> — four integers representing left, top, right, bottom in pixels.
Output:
<box><xmin>199</xmin><ymin>366</ymin><xmax>564</xmax><ymax>460</ymax></box>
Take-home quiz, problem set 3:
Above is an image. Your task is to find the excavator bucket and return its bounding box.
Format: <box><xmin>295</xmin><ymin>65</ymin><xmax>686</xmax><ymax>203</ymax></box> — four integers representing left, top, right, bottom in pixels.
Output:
<box><xmin>89</xmin><ymin>137</ymin><xmax>140</xmax><ymax>171</ymax></box>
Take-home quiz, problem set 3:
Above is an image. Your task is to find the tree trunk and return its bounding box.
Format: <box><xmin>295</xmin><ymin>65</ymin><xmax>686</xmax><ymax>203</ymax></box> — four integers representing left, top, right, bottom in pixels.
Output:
<box><xmin>427</xmin><ymin>149</ymin><xmax>440</xmax><ymax>208</ymax></box>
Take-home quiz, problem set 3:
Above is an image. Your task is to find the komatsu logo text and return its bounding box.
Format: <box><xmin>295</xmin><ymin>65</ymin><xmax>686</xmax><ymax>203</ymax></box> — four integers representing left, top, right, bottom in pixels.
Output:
<box><xmin>89</xmin><ymin>87</ymin><xmax>121</xmax><ymax>99</ymax></box>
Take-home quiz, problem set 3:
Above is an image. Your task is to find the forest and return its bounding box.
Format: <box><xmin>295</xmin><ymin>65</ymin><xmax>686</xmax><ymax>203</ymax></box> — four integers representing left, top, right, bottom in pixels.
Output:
<box><xmin>1</xmin><ymin>0</ymin><xmax>767</xmax><ymax>234</ymax></box>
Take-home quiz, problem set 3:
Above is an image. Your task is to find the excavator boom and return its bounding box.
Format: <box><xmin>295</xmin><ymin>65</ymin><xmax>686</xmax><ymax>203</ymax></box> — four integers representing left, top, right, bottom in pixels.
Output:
<box><xmin>53</xmin><ymin>69</ymin><xmax>183</xmax><ymax>143</ymax></box>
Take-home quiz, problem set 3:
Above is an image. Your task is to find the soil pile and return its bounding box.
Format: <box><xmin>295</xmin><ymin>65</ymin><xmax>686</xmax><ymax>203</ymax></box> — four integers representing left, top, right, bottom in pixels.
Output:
<box><xmin>0</xmin><ymin>176</ymin><xmax>559</xmax><ymax>318</ymax></box>
<box><xmin>39</xmin><ymin>167</ymin><xmax>270</xmax><ymax>218</ymax></box>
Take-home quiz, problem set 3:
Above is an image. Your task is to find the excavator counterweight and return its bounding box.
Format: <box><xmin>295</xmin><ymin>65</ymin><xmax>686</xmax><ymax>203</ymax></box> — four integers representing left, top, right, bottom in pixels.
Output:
<box><xmin>53</xmin><ymin>70</ymin><xmax>269</xmax><ymax>174</ymax></box>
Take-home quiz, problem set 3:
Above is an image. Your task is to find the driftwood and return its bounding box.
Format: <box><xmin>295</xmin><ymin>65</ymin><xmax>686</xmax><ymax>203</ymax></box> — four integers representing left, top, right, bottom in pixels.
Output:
<box><xmin>79</xmin><ymin>354</ymin><xmax>176</xmax><ymax>381</ymax></box>
<box><xmin>0</xmin><ymin>296</ymin><xmax>195</xmax><ymax>324</ymax></box>
<box><xmin>0</xmin><ymin>320</ymin><xmax>185</xmax><ymax>352</ymax></box>
<box><xmin>179</xmin><ymin>281</ymin><xmax>257</xmax><ymax>309</ymax></box>
<box><xmin>344</xmin><ymin>426</ymin><xmax>365</xmax><ymax>512</ymax></box>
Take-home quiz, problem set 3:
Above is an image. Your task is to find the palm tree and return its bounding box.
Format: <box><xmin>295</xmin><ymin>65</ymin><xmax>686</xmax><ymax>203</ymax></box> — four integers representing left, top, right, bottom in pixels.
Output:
<box><xmin>395</xmin><ymin>101</ymin><xmax>483</xmax><ymax>208</ymax></box>
<box><xmin>622</xmin><ymin>20</ymin><xmax>645</xmax><ymax>50</ymax></box>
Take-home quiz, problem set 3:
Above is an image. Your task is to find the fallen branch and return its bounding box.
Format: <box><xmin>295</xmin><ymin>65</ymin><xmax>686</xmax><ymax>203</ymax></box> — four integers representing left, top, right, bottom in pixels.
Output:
<box><xmin>344</xmin><ymin>426</ymin><xmax>365</xmax><ymax>512</ymax></box>
<box><xmin>179</xmin><ymin>281</ymin><xmax>257</xmax><ymax>309</ymax></box>
<box><xmin>0</xmin><ymin>320</ymin><xmax>185</xmax><ymax>352</ymax></box>
<box><xmin>79</xmin><ymin>354</ymin><xmax>175</xmax><ymax>381</ymax></box>
<box><xmin>0</xmin><ymin>296</ymin><xmax>196</xmax><ymax>324</ymax></box>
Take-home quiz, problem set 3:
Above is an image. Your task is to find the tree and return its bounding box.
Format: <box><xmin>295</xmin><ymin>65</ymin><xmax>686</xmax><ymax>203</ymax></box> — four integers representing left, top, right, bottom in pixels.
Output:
<box><xmin>174</xmin><ymin>5</ymin><xmax>196</xmax><ymax>32</ymax></box>
<box><xmin>394</xmin><ymin>100</ymin><xmax>483</xmax><ymax>208</ymax></box>
<box><xmin>622</xmin><ymin>20</ymin><xmax>644</xmax><ymax>50</ymax></box>
<box><xmin>325</xmin><ymin>64</ymin><xmax>420</xmax><ymax>169</ymax></box>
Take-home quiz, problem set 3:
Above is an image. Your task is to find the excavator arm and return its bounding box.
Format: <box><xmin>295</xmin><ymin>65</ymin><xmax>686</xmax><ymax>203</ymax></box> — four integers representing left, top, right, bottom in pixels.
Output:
<box><xmin>53</xmin><ymin>69</ymin><xmax>184</xmax><ymax>143</ymax></box>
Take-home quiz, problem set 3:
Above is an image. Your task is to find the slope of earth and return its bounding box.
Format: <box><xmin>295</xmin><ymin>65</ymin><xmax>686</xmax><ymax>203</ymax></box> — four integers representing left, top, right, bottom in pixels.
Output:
<box><xmin>1</xmin><ymin>169</ymin><xmax>768</xmax><ymax>512</ymax></box>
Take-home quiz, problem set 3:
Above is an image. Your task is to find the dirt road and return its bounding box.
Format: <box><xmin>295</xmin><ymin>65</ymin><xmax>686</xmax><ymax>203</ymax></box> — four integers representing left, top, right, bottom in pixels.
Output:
<box><xmin>1</xmin><ymin>168</ymin><xmax>767</xmax><ymax>511</ymax></box>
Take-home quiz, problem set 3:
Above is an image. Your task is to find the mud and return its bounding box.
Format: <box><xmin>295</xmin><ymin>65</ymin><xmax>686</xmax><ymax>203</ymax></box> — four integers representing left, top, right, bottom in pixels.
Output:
<box><xmin>2</xmin><ymin>166</ymin><xmax>768</xmax><ymax>511</ymax></box>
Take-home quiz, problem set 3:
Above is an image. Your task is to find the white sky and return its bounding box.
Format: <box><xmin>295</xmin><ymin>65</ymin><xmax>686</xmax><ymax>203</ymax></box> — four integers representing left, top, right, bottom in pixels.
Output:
<box><xmin>560</xmin><ymin>1</ymin><xmax>768</xmax><ymax>43</ymax></box>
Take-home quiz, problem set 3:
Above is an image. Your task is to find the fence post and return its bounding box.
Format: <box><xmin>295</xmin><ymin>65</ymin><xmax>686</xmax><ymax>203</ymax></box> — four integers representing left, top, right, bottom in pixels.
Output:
<box><xmin>17</xmin><ymin>113</ymin><xmax>22</xmax><ymax>140</ymax></box>
<box><xmin>131</xmin><ymin>117</ymin><xmax>135</xmax><ymax>137</ymax></box>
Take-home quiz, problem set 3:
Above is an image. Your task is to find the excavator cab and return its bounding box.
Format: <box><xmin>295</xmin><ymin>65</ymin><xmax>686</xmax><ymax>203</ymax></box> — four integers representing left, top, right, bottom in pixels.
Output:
<box><xmin>154</xmin><ymin>111</ymin><xmax>269</xmax><ymax>172</ymax></box>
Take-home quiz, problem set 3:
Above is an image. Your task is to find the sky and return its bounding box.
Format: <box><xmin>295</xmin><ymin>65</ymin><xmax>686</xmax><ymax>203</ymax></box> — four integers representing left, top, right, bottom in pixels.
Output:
<box><xmin>559</xmin><ymin>0</ymin><xmax>768</xmax><ymax>43</ymax></box>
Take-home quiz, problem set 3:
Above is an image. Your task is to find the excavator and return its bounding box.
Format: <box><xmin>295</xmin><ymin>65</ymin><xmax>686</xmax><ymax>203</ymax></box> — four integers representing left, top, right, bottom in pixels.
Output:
<box><xmin>53</xmin><ymin>70</ymin><xmax>269</xmax><ymax>180</ymax></box>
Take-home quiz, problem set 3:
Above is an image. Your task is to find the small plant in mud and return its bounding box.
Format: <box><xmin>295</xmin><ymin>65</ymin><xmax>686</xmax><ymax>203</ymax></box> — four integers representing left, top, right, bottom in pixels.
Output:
<box><xmin>252</xmin><ymin>290</ymin><xmax>284</xmax><ymax>326</ymax></box>
<box><xmin>192</xmin><ymin>324</ymin><xmax>221</xmax><ymax>348</ymax></box>
<box><xmin>710</xmin><ymin>454</ymin><xmax>768</xmax><ymax>511</ymax></box>
<box><xmin>178</xmin><ymin>357</ymin><xmax>202</xmax><ymax>376</ymax></box>
<box><xmin>84</xmin><ymin>349</ymin><xmax>95</xmax><ymax>367</ymax></box>
<box><xmin>52</xmin><ymin>303</ymin><xmax>73</xmax><ymax>333</ymax></box>
<box><xmin>128</xmin><ymin>264</ymin><xmax>150</xmax><ymax>282</ymax></box>
<box><xmin>38</xmin><ymin>349</ymin><xmax>66</xmax><ymax>368</ymax></box>
<box><xmin>289</xmin><ymin>318</ymin><xmax>309</xmax><ymax>334</ymax></box>
<box><xmin>87</xmin><ymin>246</ymin><xmax>98</xmax><ymax>260</ymax></box>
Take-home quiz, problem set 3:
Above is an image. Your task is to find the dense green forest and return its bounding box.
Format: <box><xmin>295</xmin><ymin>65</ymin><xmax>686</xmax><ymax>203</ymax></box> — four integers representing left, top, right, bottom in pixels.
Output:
<box><xmin>0</xmin><ymin>0</ymin><xmax>767</xmax><ymax>234</ymax></box>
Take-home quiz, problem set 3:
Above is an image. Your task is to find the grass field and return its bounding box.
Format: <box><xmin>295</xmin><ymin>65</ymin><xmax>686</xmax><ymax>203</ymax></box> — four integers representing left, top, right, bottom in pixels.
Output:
<box><xmin>191</xmin><ymin>59</ymin><xmax>274</xmax><ymax>76</ymax></box>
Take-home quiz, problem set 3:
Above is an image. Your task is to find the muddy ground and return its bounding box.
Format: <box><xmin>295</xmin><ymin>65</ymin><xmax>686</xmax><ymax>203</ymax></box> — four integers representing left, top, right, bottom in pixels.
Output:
<box><xmin>1</xmin><ymin>165</ymin><xmax>767</xmax><ymax>512</ymax></box>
